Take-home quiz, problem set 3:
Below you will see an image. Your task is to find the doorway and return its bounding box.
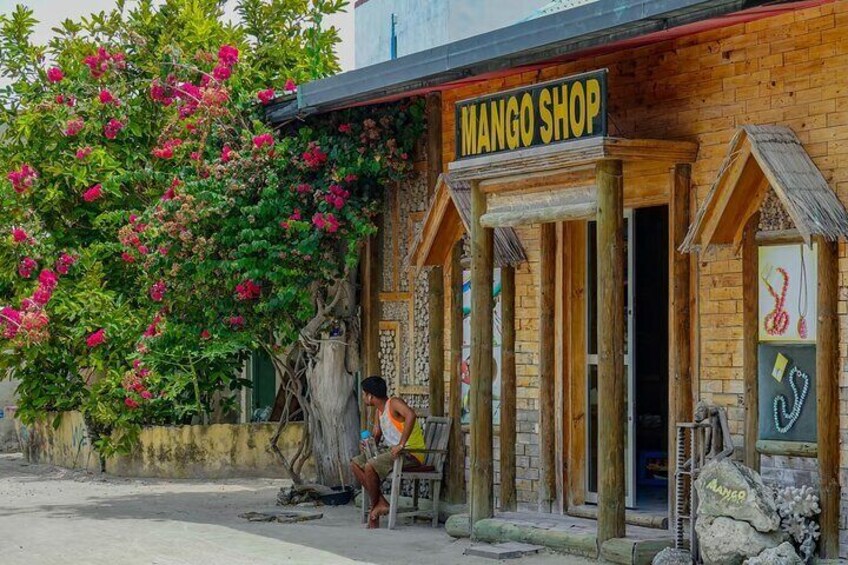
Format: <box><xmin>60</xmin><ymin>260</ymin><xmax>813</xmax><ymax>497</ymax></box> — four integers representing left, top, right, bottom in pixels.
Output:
<box><xmin>585</xmin><ymin>205</ymin><xmax>669</xmax><ymax>511</ymax></box>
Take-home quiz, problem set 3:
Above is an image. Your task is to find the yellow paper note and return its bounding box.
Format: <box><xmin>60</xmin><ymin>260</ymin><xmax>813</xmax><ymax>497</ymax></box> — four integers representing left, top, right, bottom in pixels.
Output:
<box><xmin>772</xmin><ymin>353</ymin><xmax>789</xmax><ymax>382</ymax></box>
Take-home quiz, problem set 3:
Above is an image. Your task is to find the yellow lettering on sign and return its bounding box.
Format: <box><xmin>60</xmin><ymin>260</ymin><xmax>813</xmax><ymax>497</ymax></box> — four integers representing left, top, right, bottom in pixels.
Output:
<box><xmin>569</xmin><ymin>81</ymin><xmax>586</xmax><ymax>138</ymax></box>
<box><xmin>552</xmin><ymin>84</ymin><xmax>568</xmax><ymax>141</ymax></box>
<box><xmin>538</xmin><ymin>88</ymin><xmax>553</xmax><ymax>144</ymax></box>
<box><xmin>505</xmin><ymin>95</ymin><xmax>519</xmax><ymax>150</ymax></box>
<box><xmin>490</xmin><ymin>99</ymin><xmax>506</xmax><ymax>153</ymax></box>
<box><xmin>705</xmin><ymin>479</ymin><xmax>748</xmax><ymax>504</ymax></box>
<box><xmin>477</xmin><ymin>102</ymin><xmax>491</xmax><ymax>154</ymax></box>
<box><xmin>461</xmin><ymin>105</ymin><xmax>477</xmax><ymax>157</ymax></box>
<box><xmin>519</xmin><ymin>92</ymin><xmax>534</xmax><ymax>147</ymax></box>
<box><xmin>586</xmin><ymin>78</ymin><xmax>601</xmax><ymax>135</ymax></box>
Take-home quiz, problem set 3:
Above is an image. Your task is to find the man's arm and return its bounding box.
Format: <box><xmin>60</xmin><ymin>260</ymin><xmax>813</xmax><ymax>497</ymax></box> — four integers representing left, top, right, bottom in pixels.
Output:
<box><xmin>390</xmin><ymin>398</ymin><xmax>417</xmax><ymax>458</ymax></box>
<box><xmin>372</xmin><ymin>407</ymin><xmax>383</xmax><ymax>445</ymax></box>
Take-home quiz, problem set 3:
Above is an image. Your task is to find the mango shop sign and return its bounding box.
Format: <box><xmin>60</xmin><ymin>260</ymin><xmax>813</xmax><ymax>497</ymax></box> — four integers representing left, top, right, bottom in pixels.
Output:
<box><xmin>455</xmin><ymin>69</ymin><xmax>607</xmax><ymax>160</ymax></box>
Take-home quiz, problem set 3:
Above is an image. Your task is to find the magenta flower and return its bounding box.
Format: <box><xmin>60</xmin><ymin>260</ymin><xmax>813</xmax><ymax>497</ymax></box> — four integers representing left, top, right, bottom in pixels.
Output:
<box><xmin>11</xmin><ymin>227</ymin><xmax>28</xmax><ymax>243</ymax></box>
<box><xmin>212</xmin><ymin>65</ymin><xmax>231</xmax><ymax>81</ymax></box>
<box><xmin>83</xmin><ymin>184</ymin><xmax>103</xmax><ymax>202</ymax></box>
<box><xmin>228</xmin><ymin>315</ymin><xmax>245</xmax><ymax>329</ymax></box>
<box><xmin>252</xmin><ymin>133</ymin><xmax>274</xmax><ymax>149</ymax></box>
<box><xmin>124</xmin><ymin>397</ymin><xmax>139</xmax><ymax>409</ymax></box>
<box><xmin>47</xmin><ymin>66</ymin><xmax>64</xmax><ymax>83</ymax></box>
<box><xmin>200</xmin><ymin>329</ymin><xmax>211</xmax><ymax>340</ymax></box>
<box><xmin>63</xmin><ymin>117</ymin><xmax>84</xmax><ymax>137</ymax></box>
<box><xmin>140</xmin><ymin>390</ymin><xmax>153</xmax><ymax>400</ymax></box>
<box><xmin>103</xmin><ymin>118</ymin><xmax>125</xmax><ymax>139</ymax></box>
<box><xmin>217</xmin><ymin>45</ymin><xmax>239</xmax><ymax>67</ymax></box>
<box><xmin>55</xmin><ymin>253</ymin><xmax>77</xmax><ymax>275</ymax></box>
<box><xmin>284</xmin><ymin>78</ymin><xmax>297</xmax><ymax>92</ymax></box>
<box><xmin>38</xmin><ymin>269</ymin><xmax>59</xmax><ymax>290</ymax></box>
<box><xmin>98</xmin><ymin>89</ymin><xmax>116</xmax><ymax>104</ymax></box>
<box><xmin>18</xmin><ymin>257</ymin><xmax>37</xmax><ymax>279</ymax></box>
<box><xmin>220</xmin><ymin>145</ymin><xmax>233</xmax><ymax>163</ymax></box>
<box><xmin>86</xmin><ymin>328</ymin><xmax>106</xmax><ymax>348</ymax></box>
<box><xmin>76</xmin><ymin>146</ymin><xmax>93</xmax><ymax>160</ymax></box>
<box><xmin>8</xmin><ymin>164</ymin><xmax>38</xmax><ymax>194</ymax></box>
<box><xmin>121</xmin><ymin>252</ymin><xmax>135</xmax><ymax>263</ymax></box>
<box><xmin>149</xmin><ymin>280</ymin><xmax>166</xmax><ymax>302</ymax></box>
<box><xmin>235</xmin><ymin>280</ymin><xmax>261</xmax><ymax>301</ymax></box>
<box><xmin>338</xmin><ymin>123</ymin><xmax>352</xmax><ymax>133</ymax></box>
<box><xmin>257</xmin><ymin>88</ymin><xmax>275</xmax><ymax>104</ymax></box>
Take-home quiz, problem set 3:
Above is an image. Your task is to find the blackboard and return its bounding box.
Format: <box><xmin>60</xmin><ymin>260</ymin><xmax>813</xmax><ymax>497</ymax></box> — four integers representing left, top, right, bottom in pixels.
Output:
<box><xmin>758</xmin><ymin>343</ymin><xmax>817</xmax><ymax>443</ymax></box>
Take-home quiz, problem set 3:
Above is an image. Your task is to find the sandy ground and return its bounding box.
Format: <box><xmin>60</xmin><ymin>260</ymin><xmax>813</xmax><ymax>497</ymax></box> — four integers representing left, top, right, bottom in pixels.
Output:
<box><xmin>0</xmin><ymin>453</ymin><xmax>595</xmax><ymax>565</ymax></box>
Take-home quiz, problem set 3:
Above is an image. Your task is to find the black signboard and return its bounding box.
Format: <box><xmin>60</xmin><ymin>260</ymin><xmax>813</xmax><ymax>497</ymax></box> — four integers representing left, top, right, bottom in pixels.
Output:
<box><xmin>455</xmin><ymin>69</ymin><xmax>608</xmax><ymax>160</ymax></box>
<box><xmin>758</xmin><ymin>343</ymin><xmax>817</xmax><ymax>443</ymax></box>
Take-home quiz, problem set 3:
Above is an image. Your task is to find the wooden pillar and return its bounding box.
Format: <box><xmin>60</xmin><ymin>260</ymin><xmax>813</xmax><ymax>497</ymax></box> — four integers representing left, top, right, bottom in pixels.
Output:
<box><xmin>360</xmin><ymin>221</ymin><xmax>383</xmax><ymax>429</ymax></box>
<box><xmin>470</xmin><ymin>180</ymin><xmax>494</xmax><ymax>524</ymax></box>
<box><xmin>447</xmin><ymin>240</ymin><xmax>466</xmax><ymax>503</ymax></box>
<box><xmin>668</xmin><ymin>164</ymin><xmax>692</xmax><ymax>513</ymax></box>
<box><xmin>500</xmin><ymin>265</ymin><xmax>517</xmax><ymax>511</ymax></box>
<box><xmin>596</xmin><ymin>159</ymin><xmax>625</xmax><ymax>544</ymax></box>
<box><xmin>816</xmin><ymin>237</ymin><xmax>839</xmax><ymax>559</ymax></box>
<box><xmin>429</xmin><ymin>267</ymin><xmax>445</xmax><ymax>416</ymax></box>
<box><xmin>539</xmin><ymin>223</ymin><xmax>557</xmax><ymax>513</ymax></box>
<box><xmin>742</xmin><ymin>213</ymin><xmax>760</xmax><ymax>472</ymax></box>
<box><xmin>425</xmin><ymin>93</ymin><xmax>443</xmax><ymax>199</ymax></box>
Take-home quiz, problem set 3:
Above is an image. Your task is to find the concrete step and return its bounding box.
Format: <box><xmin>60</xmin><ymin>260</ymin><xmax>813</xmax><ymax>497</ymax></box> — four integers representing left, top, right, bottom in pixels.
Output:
<box><xmin>464</xmin><ymin>542</ymin><xmax>544</xmax><ymax>560</ymax></box>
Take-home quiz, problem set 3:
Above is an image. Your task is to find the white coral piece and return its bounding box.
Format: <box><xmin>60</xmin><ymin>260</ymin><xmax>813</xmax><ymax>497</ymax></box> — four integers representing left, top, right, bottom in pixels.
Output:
<box><xmin>775</xmin><ymin>485</ymin><xmax>820</xmax><ymax>519</ymax></box>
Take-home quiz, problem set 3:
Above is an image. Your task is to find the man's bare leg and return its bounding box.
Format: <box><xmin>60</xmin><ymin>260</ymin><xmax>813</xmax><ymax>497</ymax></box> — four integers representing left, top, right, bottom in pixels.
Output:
<box><xmin>364</xmin><ymin>463</ymin><xmax>389</xmax><ymax>527</ymax></box>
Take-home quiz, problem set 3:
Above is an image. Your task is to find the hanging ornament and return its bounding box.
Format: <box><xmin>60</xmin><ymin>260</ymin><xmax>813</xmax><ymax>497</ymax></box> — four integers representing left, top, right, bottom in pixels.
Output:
<box><xmin>763</xmin><ymin>267</ymin><xmax>790</xmax><ymax>336</ymax></box>
<box><xmin>773</xmin><ymin>366</ymin><xmax>810</xmax><ymax>433</ymax></box>
<box><xmin>797</xmin><ymin>245</ymin><xmax>809</xmax><ymax>340</ymax></box>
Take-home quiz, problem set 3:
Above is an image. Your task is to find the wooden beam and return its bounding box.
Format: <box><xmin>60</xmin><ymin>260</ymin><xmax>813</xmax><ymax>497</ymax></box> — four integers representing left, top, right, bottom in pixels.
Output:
<box><xmin>428</xmin><ymin>267</ymin><xmax>445</xmax><ymax>416</ymax></box>
<box><xmin>816</xmin><ymin>236</ymin><xmax>839</xmax><ymax>559</ymax></box>
<box><xmin>499</xmin><ymin>265</ymin><xmax>517</xmax><ymax>511</ymax></box>
<box><xmin>446</xmin><ymin>240</ymin><xmax>466</xmax><ymax>504</ymax></box>
<box><xmin>470</xmin><ymin>180</ymin><xmax>494</xmax><ymax>524</ymax></box>
<box><xmin>555</xmin><ymin>222</ymin><xmax>570</xmax><ymax>514</ymax></box>
<box><xmin>568</xmin><ymin>221</ymin><xmax>587</xmax><ymax>508</ymax></box>
<box><xmin>539</xmin><ymin>223</ymin><xmax>557</xmax><ymax>513</ymax></box>
<box><xmin>668</xmin><ymin>164</ymin><xmax>692</xmax><ymax>516</ymax></box>
<box><xmin>742</xmin><ymin>212</ymin><xmax>760</xmax><ymax>472</ymax></box>
<box><xmin>596</xmin><ymin>159</ymin><xmax>625</xmax><ymax>544</ymax></box>
<box><xmin>426</xmin><ymin>93</ymin><xmax>443</xmax><ymax>198</ymax></box>
<box><xmin>756</xmin><ymin>440</ymin><xmax>817</xmax><ymax>458</ymax></box>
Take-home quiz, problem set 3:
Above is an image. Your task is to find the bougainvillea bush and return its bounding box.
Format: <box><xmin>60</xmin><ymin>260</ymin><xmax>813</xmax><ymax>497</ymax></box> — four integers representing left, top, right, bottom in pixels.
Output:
<box><xmin>0</xmin><ymin>0</ymin><xmax>424</xmax><ymax>459</ymax></box>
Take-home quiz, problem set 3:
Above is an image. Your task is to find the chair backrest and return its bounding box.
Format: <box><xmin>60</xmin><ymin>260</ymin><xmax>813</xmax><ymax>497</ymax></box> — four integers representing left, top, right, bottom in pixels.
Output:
<box><xmin>422</xmin><ymin>416</ymin><xmax>451</xmax><ymax>473</ymax></box>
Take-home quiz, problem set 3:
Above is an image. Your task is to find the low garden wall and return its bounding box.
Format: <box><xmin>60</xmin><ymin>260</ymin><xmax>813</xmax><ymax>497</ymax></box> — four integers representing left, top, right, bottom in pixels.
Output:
<box><xmin>16</xmin><ymin>411</ymin><xmax>313</xmax><ymax>480</ymax></box>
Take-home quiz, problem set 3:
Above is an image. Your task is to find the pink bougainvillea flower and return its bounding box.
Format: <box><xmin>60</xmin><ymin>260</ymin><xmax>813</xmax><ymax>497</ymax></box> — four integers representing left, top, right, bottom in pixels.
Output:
<box><xmin>84</xmin><ymin>47</ymin><xmax>124</xmax><ymax>79</ymax></box>
<box><xmin>140</xmin><ymin>390</ymin><xmax>153</xmax><ymax>400</ymax></box>
<box><xmin>75</xmin><ymin>146</ymin><xmax>93</xmax><ymax>160</ymax></box>
<box><xmin>137</xmin><ymin>245</ymin><xmax>149</xmax><ymax>255</ymax></box>
<box><xmin>344</xmin><ymin>173</ymin><xmax>358</xmax><ymax>183</ymax></box>
<box><xmin>0</xmin><ymin>307</ymin><xmax>22</xmax><ymax>339</ymax></box>
<box><xmin>252</xmin><ymin>133</ymin><xmax>274</xmax><ymax>149</ymax></box>
<box><xmin>161</xmin><ymin>186</ymin><xmax>175</xmax><ymax>201</ymax></box>
<box><xmin>46</xmin><ymin>66</ymin><xmax>64</xmax><ymax>83</ymax></box>
<box><xmin>235</xmin><ymin>279</ymin><xmax>261</xmax><ymax>301</ymax></box>
<box><xmin>217</xmin><ymin>44</ymin><xmax>239</xmax><ymax>67</ymax></box>
<box><xmin>98</xmin><ymin>89</ymin><xmax>116</xmax><ymax>104</ymax></box>
<box><xmin>228</xmin><ymin>315</ymin><xmax>245</xmax><ymax>329</ymax></box>
<box><xmin>302</xmin><ymin>144</ymin><xmax>327</xmax><ymax>169</ymax></box>
<box><xmin>284</xmin><ymin>78</ymin><xmax>297</xmax><ymax>92</ymax></box>
<box><xmin>212</xmin><ymin>65</ymin><xmax>231</xmax><ymax>81</ymax></box>
<box><xmin>55</xmin><ymin>253</ymin><xmax>77</xmax><ymax>275</ymax></box>
<box><xmin>18</xmin><ymin>257</ymin><xmax>37</xmax><ymax>279</ymax></box>
<box><xmin>324</xmin><ymin>213</ymin><xmax>340</xmax><ymax>233</ymax></box>
<box><xmin>220</xmin><ymin>145</ymin><xmax>233</xmax><ymax>163</ymax></box>
<box><xmin>257</xmin><ymin>88</ymin><xmax>275</xmax><ymax>104</ymax></box>
<box><xmin>121</xmin><ymin>252</ymin><xmax>135</xmax><ymax>263</ymax></box>
<box><xmin>189</xmin><ymin>151</ymin><xmax>201</xmax><ymax>161</ymax></box>
<box><xmin>103</xmin><ymin>118</ymin><xmax>125</xmax><ymax>139</ymax></box>
<box><xmin>31</xmin><ymin>285</ymin><xmax>53</xmax><ymax>307</ymax></box>
<box><xmin>200</xmin><ymin>329</ymin><xmax>211</xmax><ymax>340</ymax></box>
<box><xmin>152</xmin><ymin>138</ymin><xmax>182</xmax><ymax>159</ymax></box>
<box><xmin>11</xmin><ymin>227</ymin><xmax>28</xmax><ymax>243</ymax></box>
<box><xmin>296</xmin><ymin>183</ymin><xmax>312</xmax><ymax>194</ymax></box>
<box><xmin>8</xmin><ymin>164</ymin><xmax>38</xmax><ymax>194</ymax></box>
<box><xmin>63</xmin><ymin>117</ymin><xmax>84</xmax><ymax>137</ymax></box>
<box><xmin>124</xmin><ymin>397</ymin><xmax>139</xmax><ymax>409</ymax></box>
<box><xmin>83</xmin><ymin>184</ymin><xmax>103</xmax><ymax>202</ymax></box>
<box><xmin>149</xmin><ymin>280</ymin><xmax>166</xmax><ymax>302</ymax></box>
<box><xmin>312</xmin><ymin>213</ymin><xmax>326</xmax><ymax>230</ymax></box>
<box><xmin>338</xmin><ymin>123</ymin><xmax>352</xmax><ymax>133</ymax></box>
<box><xmin>38</xmin><ymin>269</ymin><xmax>59</xmax><ymax>290</ymax></box>
<box><xmin>86</xmin><ymin>328</ymin><xmax>106</xmax><ymax>348</ymax></box>
<box><xmin>129</xmin><ymin>214</ymin><xmax>138</xmax><ymax>224</ymax></box>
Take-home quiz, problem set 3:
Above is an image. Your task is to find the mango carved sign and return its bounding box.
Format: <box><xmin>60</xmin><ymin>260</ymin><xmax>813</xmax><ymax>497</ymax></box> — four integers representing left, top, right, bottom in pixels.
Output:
<box><xmin>705</xmin><ymin>478</ymin><xmax>748</xmax><ymax>504</ymax></box>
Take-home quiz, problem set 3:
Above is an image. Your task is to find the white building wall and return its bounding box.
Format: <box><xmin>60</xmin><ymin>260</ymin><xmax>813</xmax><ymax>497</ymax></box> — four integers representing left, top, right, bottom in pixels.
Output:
<box><xmin>0</xmin><ymin>378</ymin><xmax>19</xmax><ymax>451</ymax></box>
<box><xmin>354</xmin><ymin>0</ymin><xmax>551</xmax><ymax>69</ymax></box>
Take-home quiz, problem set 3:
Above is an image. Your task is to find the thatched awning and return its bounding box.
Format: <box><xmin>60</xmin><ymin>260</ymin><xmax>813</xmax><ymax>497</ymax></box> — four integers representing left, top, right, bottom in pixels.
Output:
<box><xmin>682</xmin><ymin>125</ymin><xmax>848</xmax><ymax>251</ymax></box>
<box><xmin>408</xmin><ymin>174</ymin><xmax>527</xmax><ymax>269</ymax></box>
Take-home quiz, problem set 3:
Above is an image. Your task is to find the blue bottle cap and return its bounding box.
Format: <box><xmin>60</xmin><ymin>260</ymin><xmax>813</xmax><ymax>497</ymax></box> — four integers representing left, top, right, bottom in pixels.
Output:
<box><xmin>360</xmin><ymin>430</ymin><xmax>371</xmax><ymax>440</ymax></box>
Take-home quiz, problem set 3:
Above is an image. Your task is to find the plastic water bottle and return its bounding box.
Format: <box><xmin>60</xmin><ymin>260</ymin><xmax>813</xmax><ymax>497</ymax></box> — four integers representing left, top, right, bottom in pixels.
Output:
<box><xmin>360</xmin><ymin>430</ymin><xmax>376</xmax><ymax>458</ymax></box>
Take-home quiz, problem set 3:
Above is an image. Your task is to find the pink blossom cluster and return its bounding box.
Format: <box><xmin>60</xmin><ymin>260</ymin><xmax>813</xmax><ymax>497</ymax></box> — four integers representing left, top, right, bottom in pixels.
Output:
<box><xmin>149</xmin><ymin>280</ymin><xmax>166</xmax><ymax>302</ymax></box>
<box><xmin>235</xmin><ymin>280</ymin><xmax>261</xmax><ymax>301</ymax></box>
<box><xmin>103</xmin><ymin>118</ymin><xmax>125</xmax><ymax>140</ymax></box>
<box><xmin>220</xmin><ymin>145</ymin><xmax>233</xmax><ymax>163</ymax></box>
<box><xmin>18</xmin><ymin>257</ymin><xmax>37</xmax><ymax>278</ymax></box>
<box><xmin>213</xmin><ymin>45</ymin><xmax>239</xmax><ymax>81</ymax></box>
<box><xmin>83</xmin><ymin>184</ymin><xmax>103</xmax><ymax>202</ymax></box>
<box><xmin>11</xmin><ymin>227</ymin><xmax>28</xmax><ymax>244</ymax></box>
<box><xmin>296</xmin><ymin>183</ymin><xmax>312</xmax><ymax>194</ymax></box>
<box><xmin>324</xmin><ymin>185</ymin><xmax>350</xmax><ymax>210</ymax></box>
<box><xmin>55</xmin><ymin>253</ymin><xmax>77</xmax><ymax>275</ymax></box>
<box><xmin>7</xmin><ymin>164</ymin><xmax>38</xmax><ymax>194</ymax></box>
<box><xmin>143</xmin><ymin>311</ymin><xmax>164</xmax><ymax>338</ymax></box>
<box><xmin>0</xmin><ymin>307</ymin><xmax>22</xmax><ymax>339</ymax></box>
<box><xmin>280</xmin><ymin>209</ymin><xmax>302</xmax><ymax>230</ymax></box>
<box><xmin>252</xmin><ymin>133</ymin><xmax>274</xmax><ymax>149</ymax></box>
<box><xmin>76</xmin><ymin>146</ymin><xmax>93</xmax><ymax>160</ymax></box>
<box><xmin>83</xmin><ymin>48</ymin><xmax>126</xmax><ymax>79</ymax></box>
<box><xmin>312</xmin><ymin>212</ymin><xmax>340</xmax><ymax>233</ymax></box>
<box><xmin>63</xmin><ymin>117</ymin><xmax>84</xmax><ymax>137</ymax></box>
<box><xmin>1</xmin><ymin>264</ymin><xmax>71</xmax><ymax>343</ymax></box>
<box><xmin>54</xmin><ymin>94</ymin><xmax>76</xmax><ymax>107</ymax></box>
<box><xmin>46</xmin><ymin>66</ymin><xmax>64</xmax><ymax>83</ymax></box>
<box><xmin>176</xmin><ymin>82</ymin><xmax>202</xmax><ymax>119</ymax></box>
<box><xmin>338</xmin><ymin>123</ymin><xmax>352</xmax><ymax>133</ymax></box>
<box><xmin>98</xmin><ymin>89</ymin><xmax>119</xmax><ymax>105</ymax></box>
<box><xmin>123</xmin><ymin>364</ymin><xmax>154</xmax><ymax>408</ymax></box>
<box><xmin>161</xmin><ymin>178</ymin><xmax>181</xmax><ymax>201</ymax></box>
<box><xmin>228</xmin><ymin>315</ymin><xmax>245</xmax><ymax>329</ymax></box>
<box><xmin>257</xmin><ymin>88</ymin><xmax>275</xmax><ymax>104</ymax></box>
<box><xmin>150</xmin><ymin>78</ymin><xmax>176</xmax><ymax>106</ymax></box>
<box><xmin>87</xmin><ymin>328</ymin><xmax>106</xmax><ymax>348</ymax></box>
<box><xmin>284</xmin><ymin>79</ymin><xmax>297</xmax><ymax>93</ymax></box>
<box><xmin>152</xmin><ymin>138</ymin><xmax>183</xmax><ymax>160</ymax></box>
<box><xmin>302</xmin><ymin>144</ymin><xmax>327</xmax><ymax>169</ymax></box>
<box><xmin>23</xmin><ymin>269</ymin><xmax>59</xmax><ymax>309</ymax></box>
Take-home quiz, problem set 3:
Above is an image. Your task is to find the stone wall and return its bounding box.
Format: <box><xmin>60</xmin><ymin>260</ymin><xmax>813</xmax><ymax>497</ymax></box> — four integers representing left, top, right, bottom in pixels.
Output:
<box><xmin>17</xmin><ymin>411</ymin><xmax>313</xmax><ymax>480</ymax></box>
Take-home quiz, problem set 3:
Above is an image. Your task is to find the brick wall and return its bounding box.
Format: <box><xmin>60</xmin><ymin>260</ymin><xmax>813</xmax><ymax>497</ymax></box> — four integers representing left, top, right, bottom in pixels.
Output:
<box><xmin>437</xmin><ymin>0</ymin><xmax>848</xmax><ymax>542</ymax></box>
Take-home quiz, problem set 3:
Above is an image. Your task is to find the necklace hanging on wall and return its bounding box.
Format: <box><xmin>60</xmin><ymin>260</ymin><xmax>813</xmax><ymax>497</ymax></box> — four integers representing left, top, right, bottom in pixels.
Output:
<box><xmin>797</xmin><ymin>245</ymin><xmax>809</xmax><ymax>339</ymax></box>
<box><xmin>763</xmin><ymin>266</ymin><xmax>790</xmax><ymax>336</ymax></box>
<box><xmin>773</xmin><ymin>366</ymin><xmax>810</xmax><ymax>433</ymax></box>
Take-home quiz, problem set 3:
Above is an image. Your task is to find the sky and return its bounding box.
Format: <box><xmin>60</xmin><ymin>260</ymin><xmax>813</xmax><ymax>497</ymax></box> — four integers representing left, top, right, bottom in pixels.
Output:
<box><xmin>0</xmin><ymin>0</ymin><xmax>356</xmax><ymax>71</ymax></box>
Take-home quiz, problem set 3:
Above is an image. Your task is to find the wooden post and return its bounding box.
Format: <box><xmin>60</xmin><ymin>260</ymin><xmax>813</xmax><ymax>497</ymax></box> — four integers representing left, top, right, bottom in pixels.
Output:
<box><xmin>425</xmin><ymin>93</ymin><xmax>443</xmax><ymax>199</ymax></box>
<box><xmin>539</xmin><ymin>223</ymin><xmax>557</xmax><ymax>513</ymax></box>
<box><xmin>429</xmin><ymin>267</ymin><xmax>445</xmax><ymax>416</ymax></box>
<box><xmin>596</xmin><ymin>159</ymin><xmax>625</xmax><ymax>544</ymax></box>
<box><xmin>470</xmin><ymin>180</ymin><xmax>494</xmax><ymax>524</ymax></box>
<box><xmin>668</xmin><ymin>164</ymin><xmax>692</xmax><ymax>514</ymax></box>
<box><xmin>742</xmin><ymin>213</ymin><xmax>760</xmax><ymax>472</ymax></box>
<box><xmin>447</xmin><ymin>240</ymin><xmax>466</xmax><ymax>504</ymax></box>
<box><xmin>816</xmin><ymin>237</ymin><xmax>839</xmax><ymax>559</ymax></box>
<box><xmin>500</xmin><ymin>265</ymin><xmax>517</xmax><ymax>511</ymax></box>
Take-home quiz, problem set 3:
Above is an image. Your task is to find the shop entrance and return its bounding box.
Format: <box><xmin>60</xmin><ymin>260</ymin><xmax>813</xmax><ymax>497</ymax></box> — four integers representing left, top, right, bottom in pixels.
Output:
<box><xmin>585</xmin><ymin>205</ymin><xmax>669</xmax><ymax>511</ymax></box>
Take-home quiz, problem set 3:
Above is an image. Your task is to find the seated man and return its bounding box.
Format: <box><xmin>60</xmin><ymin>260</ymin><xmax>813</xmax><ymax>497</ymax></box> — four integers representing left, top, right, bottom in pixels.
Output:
<box><xmin>350</xmin><ymin>375</ymin><xmax>425</xmax><ymax>529</ymax></box>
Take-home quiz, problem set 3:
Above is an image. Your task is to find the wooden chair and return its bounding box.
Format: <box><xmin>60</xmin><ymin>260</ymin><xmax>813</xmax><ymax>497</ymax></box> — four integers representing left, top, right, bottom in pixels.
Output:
<box><xmin>361</xmin><ymin>416</ymin><xmax>452</xmax><ymax>529</ymax></box>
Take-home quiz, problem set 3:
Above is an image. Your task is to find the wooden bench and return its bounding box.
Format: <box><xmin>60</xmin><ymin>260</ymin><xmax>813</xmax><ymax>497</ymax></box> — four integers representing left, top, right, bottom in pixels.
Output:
<box><xmin>361</xmin><ymin>416</ymin><xmax>452</xmax><ymax>529</ymax></box>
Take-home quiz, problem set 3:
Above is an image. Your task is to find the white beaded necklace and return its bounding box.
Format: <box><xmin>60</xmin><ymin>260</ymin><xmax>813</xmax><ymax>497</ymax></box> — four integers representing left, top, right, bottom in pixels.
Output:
<box><xmin>773</xmin><ymin>366</ymin><xmax>810</xmax><ymax>434</ymax></box>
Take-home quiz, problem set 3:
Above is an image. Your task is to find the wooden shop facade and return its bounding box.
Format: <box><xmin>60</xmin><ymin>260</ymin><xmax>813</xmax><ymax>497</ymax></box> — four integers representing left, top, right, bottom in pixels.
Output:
<box><xmin>268</xmin><ymin>0</ymin><xmax>848</xmax><ymax>558</ymax></box>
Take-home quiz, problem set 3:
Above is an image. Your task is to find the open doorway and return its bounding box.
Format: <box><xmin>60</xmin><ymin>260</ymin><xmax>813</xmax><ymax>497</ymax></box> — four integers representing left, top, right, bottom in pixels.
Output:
<box><xmin>585</xmin><ymin>205</ymin><xmax>669</xmax><ymax>512</ymax></box>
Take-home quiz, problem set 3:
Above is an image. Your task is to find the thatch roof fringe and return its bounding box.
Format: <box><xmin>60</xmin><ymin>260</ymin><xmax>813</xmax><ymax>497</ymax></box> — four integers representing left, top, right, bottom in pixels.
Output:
<box><xmin>682</xmin><ymin>125</ymin><xmax>848</xmax><ymax>252</ymax></box>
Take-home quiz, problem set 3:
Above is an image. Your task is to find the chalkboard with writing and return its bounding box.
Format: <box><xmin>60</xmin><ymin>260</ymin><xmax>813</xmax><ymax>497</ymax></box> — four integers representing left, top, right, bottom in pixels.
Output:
<box><xmin>758</xmin><ymin>343</ymin><xmax>817</xmax><ymax>443</ymax></box>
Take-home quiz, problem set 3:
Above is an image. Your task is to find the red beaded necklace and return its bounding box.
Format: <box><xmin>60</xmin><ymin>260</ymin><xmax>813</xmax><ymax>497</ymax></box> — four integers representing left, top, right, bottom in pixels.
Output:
<box><xmin>763</xmin><ymin>267</ymin><xmax>790</xmax><ymax>336</ymax></box>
